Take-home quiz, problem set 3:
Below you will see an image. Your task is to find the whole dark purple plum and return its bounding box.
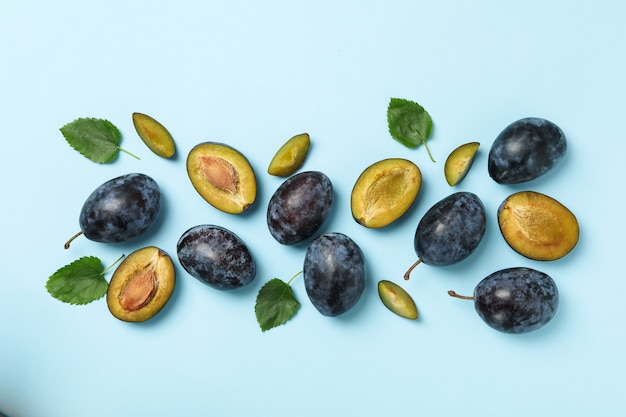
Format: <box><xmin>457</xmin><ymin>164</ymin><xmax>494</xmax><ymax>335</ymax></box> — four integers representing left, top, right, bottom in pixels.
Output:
<box><xmin>303</xmin><ymin>233</ymin><xmax>366</xmax><ymax>317</ymax></box>
<box><xmin>177</xmin><ymin>225</ymin><xmax>256</xmax><ymax>290</ymax></box>
<box><xmin>405</xmin><ymin>192</ymin><xmax>486</xmax><ymax>279</ymax></box>
<box><xmin>450</xmin><ymin>267</ymin><xmax>559</xmax><ymax>334</ymax></box>
<box><xmin>267</xmin><ymin>171</ymin><xmax>333</xmax><ymax>245</ymax></box>
<box><xmin>488</xmin><ymin>117</ymin><xmax>566</xmax><ymax>184</ymax></box>
<box><xmin>71</xmin><ymin>173</ymin><xmax>161</xmax><ymax>246</ymax></box>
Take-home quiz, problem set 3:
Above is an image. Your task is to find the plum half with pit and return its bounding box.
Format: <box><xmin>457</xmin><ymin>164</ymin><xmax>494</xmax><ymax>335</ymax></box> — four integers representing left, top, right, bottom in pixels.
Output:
<box><xmin>107</xmin><ymin>246</ymin><xmax>176</xmax><ymax>322</ymax></box>
<box><xmin>186</xmin><ymin>142</ymin><xmax>257</xmax><ymax>214</ymax></box>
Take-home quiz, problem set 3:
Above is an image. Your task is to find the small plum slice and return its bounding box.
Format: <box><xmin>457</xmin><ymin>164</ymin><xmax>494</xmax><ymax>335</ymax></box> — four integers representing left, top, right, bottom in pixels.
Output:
<box><xmin>107</xmin><ymin>246</ymin><xmax>176</xmax><ymax>322</ymax></box>
<box><xmin>378</xmin><ymin>280</ymin><xmax>418</xmax><ymax>320</ymax></box>
<box><xmin>132</xmin><ymin>112</ymin><xmax>176</xmax><ymax>158</ymax></box>
<box><xmin>268</xmin><ymin>133</ymin><xmax>310</xmax><ymax>177</ymax></box>
<box><xmin>351</xmin><ymin>158</ymin><xmax>421</xmax><ymax>228</ymax></box>
<box><xmin>498</xmin><ymin>191</ymin><xmax>579</xmax><ymax>261</ymax></box>
<box><xmin>444</xmin><ymin>142</ymin><xmax>479</xmax><ymax>186</ymax></box>
<box><xmin>187</xmin><ymin>142</ymin><xmax>257</xmax><ymax>214</ymax></box>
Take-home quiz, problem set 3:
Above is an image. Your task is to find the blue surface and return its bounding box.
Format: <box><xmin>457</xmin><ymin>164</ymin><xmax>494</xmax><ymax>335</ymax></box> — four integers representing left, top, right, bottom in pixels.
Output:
<box><xmin>1</xmin><ymin>1</ymin><xmax>625</xmax><ymax>416</ymax></box>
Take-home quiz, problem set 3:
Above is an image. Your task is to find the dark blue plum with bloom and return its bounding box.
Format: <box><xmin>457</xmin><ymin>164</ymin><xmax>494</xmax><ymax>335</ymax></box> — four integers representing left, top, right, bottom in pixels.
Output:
<box><xmin>488</xmin><ymin>117</ymin><xmax>567</xmax><ymax>184</ymax></box>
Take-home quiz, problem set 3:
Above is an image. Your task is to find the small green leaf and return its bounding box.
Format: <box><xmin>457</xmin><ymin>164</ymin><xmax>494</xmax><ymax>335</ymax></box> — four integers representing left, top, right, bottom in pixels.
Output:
<box><xmin>255</xmin><ymin>277</ymin><xmax>301</xmax><ymax>332</ymax></box>
<box><xmin>46</xmin><ymin>256</ymin><xmax>109</xmax><ymax>305</ymax></box>
<box><xmin>60</xmin><ymin>117</ymin><xmax>139</xmax><ymax>163</ymax></box>
<box><xmin>387</xmin><ymin>98</ymin><xmax>436</xmax><ymax>162</ymax></box>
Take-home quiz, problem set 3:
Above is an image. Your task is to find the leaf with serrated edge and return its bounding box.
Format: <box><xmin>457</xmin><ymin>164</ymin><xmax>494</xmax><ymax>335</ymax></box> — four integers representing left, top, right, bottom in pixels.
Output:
<box><xmin>387</xmin><ymin>98</ymin><xmax>435</xmax><ymax>161</ymax></box>
<box><xmin>255</xmin><ymin>278</ymin><xmax>300</xmax><ymax>332</ymax></box>
<box><xmin>59</xmin><ymin>117</ymin><xmax>123</xmax><ymax>163</ymax></box>
<box><xmin>46</xmin><ymin>256</ymin><xmax>108</xmax><ymax>305</ymax></box>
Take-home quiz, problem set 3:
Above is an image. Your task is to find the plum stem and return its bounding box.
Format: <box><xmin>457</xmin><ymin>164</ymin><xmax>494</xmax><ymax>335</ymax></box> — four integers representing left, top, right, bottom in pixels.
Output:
<box><xmin>64</xmin><ymin>231</ymin><xmax>84</xmax><ymax>249</ymax></box>
<box><xmin>448</xmin><ymin>290</ymin><xmax>474</xmax><ymax>300</ymax></box>
<box><xmin>403</xmin><ymin>258</ymin><xmax>423</xmax><ymax>280</ymax></box>
<box><xmin>287</xmin><ymin>271</ymin><xmax>303</xmax><ymax>286</ymax></box>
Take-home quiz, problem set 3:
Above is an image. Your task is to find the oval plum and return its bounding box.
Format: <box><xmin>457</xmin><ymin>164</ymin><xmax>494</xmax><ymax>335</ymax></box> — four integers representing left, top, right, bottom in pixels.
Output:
<box><xmin>267</xmin><ymin>171</ymin><xmax>333</xmax><ymax>245</ymax></box>
<box><xmin>177</xmin><ymin>225</ymin><xmax>256</xmax><ymax>290</ymax></box>
<box><xmin>72</xmin><ymin>173</ymin><xmax>161</xmax><ymax>246</ymax></box>
<box><xmin>303</xmin><ymin>233</ymin><xmax>366</xmax><ymax>317</ymax></box>
<box><xmin>405</xmin><ymin>192</ymin><xmax>486</xmax><ymax>279</ymax></box>
<box><xmin>488</xmin><ymin>117</ymin><xmax>566</xmax><ymax>184</ymax></box>
<box><xmin>450</xmin><ymin>267</ymin><xmax>559</xmax><ymax>334</ymax></box>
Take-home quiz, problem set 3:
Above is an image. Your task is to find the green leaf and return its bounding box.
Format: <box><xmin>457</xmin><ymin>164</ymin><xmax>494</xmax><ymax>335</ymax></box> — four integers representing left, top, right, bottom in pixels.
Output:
<box><xmin>255</xmin><ymin>277</ymin><xmax>301</xmax><ymax>332</ymax></box>
<box><xmin>46</xmin><ymin>256</ymin><xmax>109</xmax><ymax>305</ymax></box>
<box><xmin>387</xmin><ymin>97</ymin><xmax>436</xmax><ymax>162</ymax></box>
<box><xmin>60</xmin><ymin>117</ymin><xmax>139</xmax><ymax>163</ymax></box>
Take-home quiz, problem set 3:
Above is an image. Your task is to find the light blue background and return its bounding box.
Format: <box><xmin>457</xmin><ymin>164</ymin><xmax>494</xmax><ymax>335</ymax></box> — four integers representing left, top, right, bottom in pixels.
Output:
<box><xmin>1</xmin><ymin>1</ymin><xmax>624</xmax><ymax>416</ymax></box>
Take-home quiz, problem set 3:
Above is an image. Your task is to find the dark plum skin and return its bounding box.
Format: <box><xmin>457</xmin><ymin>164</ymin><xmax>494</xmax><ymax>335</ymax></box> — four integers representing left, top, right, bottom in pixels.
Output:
<box><xmin>414</xmin><ymin>192</ymin><xmax>486</xmax><ymax>266</ymax></box>
<box><xmin>79</xmin><ymin>173</ymin><xmax>161</xmax><ymax>243</ymax></box>
<box><xmin>177</xmin><ymin>225</ymin><xmax>256</xmax><ymax>290</ymax></box>
<box><xmin>267</xmin><ymin>171</ymin><xmax>333</xmax><ymax>245</ymax></box>
<box><xmin>488</xmin><ymin>117</ymin><xmax>567</xmax><ymax>184</ymax></box>
<box><xmin>303</xmin><ymin>233</ymin><xmax>366</xmax><ymax>317</ymax></box>
<box><xmin>474</xmin><ymin>267</ymin><xmax>559</xmax><ymax>334</ymax></box>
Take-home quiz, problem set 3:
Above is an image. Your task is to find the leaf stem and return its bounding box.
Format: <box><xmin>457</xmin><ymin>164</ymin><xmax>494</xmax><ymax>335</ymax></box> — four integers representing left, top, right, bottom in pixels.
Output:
<box><xmin>102</xmin><ymin>254</ymin><xmax>126</xmax><ymax>275</ymax></box>
<box><xmin>423</xmin><ymin>141</ymin><xmax>436</xmax><ymax>163</ymax></box>
<box><xmin>118</xmin><ymin>146</ymin><xmax>141</xmax><ymax>160</ymax></box>
<box><xmin>287</xmin><ymin>271</ymin><xmax>303</xmax><ymax>286</ymax></box>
